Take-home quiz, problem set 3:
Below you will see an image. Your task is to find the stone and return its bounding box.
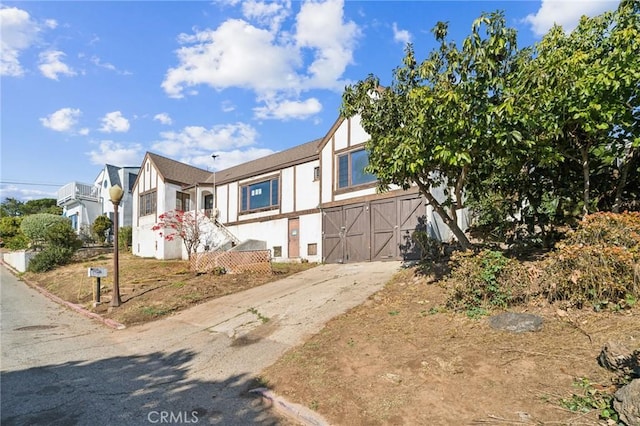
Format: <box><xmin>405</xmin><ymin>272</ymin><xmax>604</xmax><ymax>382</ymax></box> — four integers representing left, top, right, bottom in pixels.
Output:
<box><xmin>599</xmin><ymin>341</ymin><xmax>640</xmax><ymax>377</ymax></box>
<box><xmin>488</xmin><ymin>312</ymin><xmax>544</xmax><ymax>333</ymax></box>
<box><xmin>613</xmin><ymin>379</ymin><xmax>640</xmax><ymax>426</ymax></box>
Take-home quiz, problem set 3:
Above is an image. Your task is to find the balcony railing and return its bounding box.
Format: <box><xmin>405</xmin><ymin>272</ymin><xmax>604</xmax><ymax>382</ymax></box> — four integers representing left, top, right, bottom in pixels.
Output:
<box><xmin>57</xmin><ymin>182</ymin><xmax>100</xmax><ymax>206</ymax></box>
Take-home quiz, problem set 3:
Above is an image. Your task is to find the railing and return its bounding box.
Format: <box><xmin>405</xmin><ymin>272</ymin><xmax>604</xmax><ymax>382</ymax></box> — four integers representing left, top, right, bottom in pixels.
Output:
<box><xmin>57</xmin><ymin>182</ymin><xmax>100</xmax><ymax>206</ymax></box>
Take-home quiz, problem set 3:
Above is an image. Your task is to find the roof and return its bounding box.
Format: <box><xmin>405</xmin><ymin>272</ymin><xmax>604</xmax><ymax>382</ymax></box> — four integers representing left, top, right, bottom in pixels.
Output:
<box><xmin>106</xmin><ymin>164</ymin><xmax>121</xmax><ymax>187</ymax></box>
<box><xmin>147</xmin><ymin>152</ymin><xmax>211</xmax><ymax>186</ymax></box>
<box><xmin>206</xmin><ymin>138</ymin><xmax>322</xmax><ymax>185</ymax></box>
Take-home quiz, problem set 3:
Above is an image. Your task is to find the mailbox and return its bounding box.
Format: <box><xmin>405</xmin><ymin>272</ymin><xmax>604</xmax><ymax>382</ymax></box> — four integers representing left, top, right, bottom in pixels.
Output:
<box><xmin>88</xmin><ymin>267</ymin><xmax>107</xmax><ymax>278</ymax></box>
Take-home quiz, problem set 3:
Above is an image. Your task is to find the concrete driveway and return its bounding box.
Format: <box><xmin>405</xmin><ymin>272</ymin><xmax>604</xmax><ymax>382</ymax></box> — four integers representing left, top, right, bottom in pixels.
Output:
<box><xmin>1</xmin><ymin>261</ymin><xmax>399</xmax><ymax>425</ymax></box>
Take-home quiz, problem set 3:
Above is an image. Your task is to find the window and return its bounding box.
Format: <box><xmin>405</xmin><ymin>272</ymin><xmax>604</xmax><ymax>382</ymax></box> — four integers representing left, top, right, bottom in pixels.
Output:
<box><xmin>176</xmin><ymin>191</ymin><xmax>191</xmax><ymax>211</ymax></box>
<box><xmin>307</xmin><ymin>243</ymin><xmax>317</xmax><ymax>256</ymax></box>
<box><xmin>240</xmin><ymin>177</ymin><xmax>279</xmax><ymax>212</ymax></box>
<box><xmin>313</xmin><ymin>166</ymin><xmax>320</xmax><ymax>181</ymax></box>
<box><xmin>273</xmin><ymin>246</ymin><xmax>282</xmax><ymax>257</ymax></box>
<box><xmin>139</xmin><ymin>190</ymin><xmax>157</xmax><ymax>216</ymax></box>
<box><xmin>337</xmin><ymin>148</ymin><xmax>376</xmax><ymax>189</ymax></box>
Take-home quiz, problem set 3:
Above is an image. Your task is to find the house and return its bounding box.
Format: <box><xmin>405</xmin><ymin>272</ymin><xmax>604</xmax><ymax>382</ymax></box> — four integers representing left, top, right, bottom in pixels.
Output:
<box><xmin>131</xmin><ymin>114</ymin><xmax>468</xmax><ymax>263</ymax></box>
<box><xmin>132</xmin><ymin>139</ymin><xmax>322</xmax><ymax>261</ymax></box>
<box><xmin>57</xmin><ymin>164</ymin><xmax>139</xmax><ymax>236</ymax></box>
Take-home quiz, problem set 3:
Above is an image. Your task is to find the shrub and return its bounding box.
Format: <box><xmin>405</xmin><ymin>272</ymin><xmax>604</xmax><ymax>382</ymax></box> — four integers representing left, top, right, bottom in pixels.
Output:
<box><xmin>44</xmin><ymin>220</ymin><xmax>82</xmax><ymax>251</ymax></box>
<box><xmin>27</xmin><ymin>246</ymin><xmax>76</xmax><ymax>273</ymax></box>
<box><xmin>541</xmin><ymin>212</ymin><xmax>640</xmax><ymax>309</ymax></box>
<box><xmin>20</xmin><ymin>214</ymin><xmax>71</xmax><ymax>250</ymax></box>
<box><xmin>92</xmin><ymin>215</ymin><xmax>112</xmax><ymax>244</ymax></box>
<box><xmin>119</xmin><ymin>226</ymin><xmax>132</xmax><ymax>251</ymax></box>
<box><xmin>445</xmin><ymin>250</ymin><xmax>534</xmax><ymax>316</ymax></box>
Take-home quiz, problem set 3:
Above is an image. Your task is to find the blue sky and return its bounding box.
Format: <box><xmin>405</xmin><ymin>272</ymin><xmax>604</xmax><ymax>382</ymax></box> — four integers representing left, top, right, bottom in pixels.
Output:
<box><xmin>0</xmin><ymin>0</ymin><xmax>618</xmax><ymax>201</ymax></box>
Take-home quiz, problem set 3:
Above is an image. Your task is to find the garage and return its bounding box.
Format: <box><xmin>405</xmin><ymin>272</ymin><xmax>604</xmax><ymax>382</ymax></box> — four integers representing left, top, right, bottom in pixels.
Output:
<box><xmin>322</xmin><ymin>194</ymin><xmax>426</xmax><ymax>263</ymax></box>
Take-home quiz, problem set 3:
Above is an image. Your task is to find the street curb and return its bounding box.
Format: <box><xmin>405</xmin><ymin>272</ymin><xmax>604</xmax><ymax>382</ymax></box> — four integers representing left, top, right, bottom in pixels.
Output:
<box><xmin>1</xmin><ymin>260</ymin><xmax>126</xmax><ymax>330</ymax></box>
<box><xmin>249</xmin><ymin>387</ymin><xmax>330</xmax><ymax>426</ymax></box>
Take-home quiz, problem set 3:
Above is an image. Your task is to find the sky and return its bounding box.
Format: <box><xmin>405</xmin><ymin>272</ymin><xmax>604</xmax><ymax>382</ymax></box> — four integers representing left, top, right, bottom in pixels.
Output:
<box><xmin>0</xmin><ymin>0</ymin><xmax>619</xmax><ymax>201</ymax></box>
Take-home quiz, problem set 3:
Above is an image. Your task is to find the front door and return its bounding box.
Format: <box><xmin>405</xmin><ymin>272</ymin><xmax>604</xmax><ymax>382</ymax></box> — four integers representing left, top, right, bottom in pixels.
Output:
<box><xmin>288</xmin><ymin>218</ymin><xmax>300</xmax><ymax>258</ymax></box>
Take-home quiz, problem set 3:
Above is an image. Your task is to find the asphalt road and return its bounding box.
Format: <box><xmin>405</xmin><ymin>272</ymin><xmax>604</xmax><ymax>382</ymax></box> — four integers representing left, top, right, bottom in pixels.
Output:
<box><xmin>0</xmin><ymin>261</ymin><xmax>399</xmax><ymax>425</ymax></box>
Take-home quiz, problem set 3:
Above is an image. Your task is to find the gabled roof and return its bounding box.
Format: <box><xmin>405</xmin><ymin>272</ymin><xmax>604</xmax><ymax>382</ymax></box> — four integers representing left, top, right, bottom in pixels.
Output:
<box><xmin>206</xmin><ymin>138</ymin><xmax>322</xmax><ymax>185</ymax></box>
<box><xmin>105</xmin><ymin>164</ymin><xmax>122</xmax><ymax>187</ymax></box>
<box><xmin>147</xmin><ymin>152</ymin><xmax>211</xmax><ymax>187</ymax></box>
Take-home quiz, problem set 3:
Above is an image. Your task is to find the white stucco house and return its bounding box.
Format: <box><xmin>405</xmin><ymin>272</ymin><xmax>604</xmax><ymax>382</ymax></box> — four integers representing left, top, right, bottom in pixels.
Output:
<box><xmin>131</xmin><ymin>114</ymin><xmax>468</xmax><ymax>263</ymax></box>
<box><xmin>57</xmin><ymin>164</ymin><xmax>139</xmax><ymax>236</ymax></box>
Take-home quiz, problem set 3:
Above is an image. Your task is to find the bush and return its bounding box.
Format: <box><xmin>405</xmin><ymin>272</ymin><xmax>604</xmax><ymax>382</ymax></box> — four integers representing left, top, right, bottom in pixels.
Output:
<box><xmin>541</xmin><ymin>212</ymin><xmax>640</xmax><ymax>309</ymax></box>
<box><xmin>20</xmin><ymin>214</ymin><xmax>71</xmax><ymax>250</ymax></box>
<box><xmin>119</xmin><ymin>226</ymin><xmax>132</xmax><ymax>251</ymax></box>
<box><xmin>27</xmin><ymin>246</ymin><xmax>76</xmax><ymax>273</ymax></box>
<box><xmin>92</xmin><ymin>215</ymin><xmax>112</xmax><ymax>244</ymax></box>
<box><xmin>445</xmin><ymin>250</ymin><xmax>534</xmax><ymax>316</ymax></box>
<box><xmin>44</xmin><ymin>221</ymin><xmax>82</xmax><ymax>251</ymax></box>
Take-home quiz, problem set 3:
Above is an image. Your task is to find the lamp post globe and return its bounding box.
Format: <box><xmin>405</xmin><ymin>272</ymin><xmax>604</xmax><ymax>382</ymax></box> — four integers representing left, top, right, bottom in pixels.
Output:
<box><xmin>109</xmin><ymin>185</ymin><xmax>124</xmax><ymax>307</ymax></box>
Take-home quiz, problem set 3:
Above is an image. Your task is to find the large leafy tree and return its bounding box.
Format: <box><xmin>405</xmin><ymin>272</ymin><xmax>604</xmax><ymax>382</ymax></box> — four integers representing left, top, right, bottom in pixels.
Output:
<box><xmin>515</xmin><ymin>0</ymin><xmax>639</xmax><ymax>216</ymax></box>
<box><xmin>342</xmin><ymin>12</ymin><xmax>523</xmax><ymax>249</ymax></box>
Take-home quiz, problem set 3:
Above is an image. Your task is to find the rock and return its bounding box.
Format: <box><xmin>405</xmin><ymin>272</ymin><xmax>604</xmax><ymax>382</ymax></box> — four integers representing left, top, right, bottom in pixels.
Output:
<box><xmin>488</xmin><ymin>312</ymin><xmax>544</xmax><ymax>333</ymax></box>
<box><xmin>613</xmin><ymin>379</ymin><xmax>640</xmax><ymax>426</ymax></box>
<box><xmin>599</xmin><ymin>341</ymin><xmax>640</xmax><ymax>377</ymax></box>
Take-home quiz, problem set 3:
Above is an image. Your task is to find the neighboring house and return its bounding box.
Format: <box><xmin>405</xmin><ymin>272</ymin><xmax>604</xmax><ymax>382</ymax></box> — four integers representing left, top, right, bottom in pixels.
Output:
<box><xmin>131</xmin><ymin>114</ymin><xmax>469</xmax><ymax>263</ymax></box>
<box><xmin>57</xmin><ymin>164</ymin><xmax>140</xmax><ymax>236</ymax></box>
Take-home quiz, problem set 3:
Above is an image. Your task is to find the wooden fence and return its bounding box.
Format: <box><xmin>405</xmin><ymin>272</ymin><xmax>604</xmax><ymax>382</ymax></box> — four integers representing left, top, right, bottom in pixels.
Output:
<box><xmin>190</xmin><ymin>250</ymin><xmax>272</xmax><ymax>275</ymax></box>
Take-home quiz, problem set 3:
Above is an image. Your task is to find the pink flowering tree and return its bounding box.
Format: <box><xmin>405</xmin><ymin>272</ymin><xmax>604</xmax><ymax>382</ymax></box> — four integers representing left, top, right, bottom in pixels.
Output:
<box><xmin>152</xmin><ymin>210</ymin><xmax>207</xmax><ymax>258</ymax></box>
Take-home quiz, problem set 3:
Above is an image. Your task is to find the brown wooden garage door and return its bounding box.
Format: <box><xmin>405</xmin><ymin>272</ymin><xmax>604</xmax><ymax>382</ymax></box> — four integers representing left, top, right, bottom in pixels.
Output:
<box><xmin>322</xmin><ymin>195</ymin><xmax>426</xmax><ymax>263</ymax></box>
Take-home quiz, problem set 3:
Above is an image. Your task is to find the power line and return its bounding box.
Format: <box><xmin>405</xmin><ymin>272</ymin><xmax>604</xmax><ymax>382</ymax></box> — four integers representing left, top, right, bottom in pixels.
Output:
<box><xmin>0</xmin><ymin>180</ymin><xmax>64</xmax><ymax>187</ymax></box>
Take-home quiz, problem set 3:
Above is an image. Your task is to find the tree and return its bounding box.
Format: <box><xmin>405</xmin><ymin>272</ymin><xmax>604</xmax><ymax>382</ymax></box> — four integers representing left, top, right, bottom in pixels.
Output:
<box><xmin>514</xmin><ymin>0</ymin><xmax>639</xmax><ymax>216</ymax></box>
<box><xmin>0</xmin><ymin>216</ymin><xmax>28</xmax><ymax>250</ymax></box>
<box><xmin>152</xmin><ymin>210</ymin><xmax>208</xmax><ymax>258</ymax></box>
<box><xmin>341</xmin><ymin>12</ymin><xmax>523</xmax><ymax>249</ymax></box>
<box><xmin>92</xmin><ymin>215</ymin><xmax>112</xmax><ymax>244</ymax></box>
<box><xmin>0</xmin><ymin>198</ymin><xmax>23</xmax><ymax>217</ymax></box>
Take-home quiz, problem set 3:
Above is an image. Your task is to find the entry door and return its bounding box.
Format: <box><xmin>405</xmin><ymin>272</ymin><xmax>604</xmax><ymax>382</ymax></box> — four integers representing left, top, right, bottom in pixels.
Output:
<box><xmin>288</xmin><ymin>218</ymin><xmax>300</xmax><ymax>258</ymax></box>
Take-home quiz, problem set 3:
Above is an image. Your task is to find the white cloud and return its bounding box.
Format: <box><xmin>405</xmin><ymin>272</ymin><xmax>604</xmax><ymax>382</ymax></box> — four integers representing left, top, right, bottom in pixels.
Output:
<box><xmin>79</xmin><ymin>128</ymin><xmax>90</xmax><ymax>136</ymax></box>
<box><xmin>0</xmin><ymin>6</ymin><xmax>40</xmax><ymax>77</ymax></box>
<box><xmin>162</xmin><ymin>0</ymin><xmax>359</xmax><ymax>119</ymax></box>
<box><xmin>40</xmin><ymin>107</ymin><xmax>81</xmax><ymax>132</ymax></box>
<box><xmin>91</xmin><ymin>55</ymin><xmax>132</xmax><ymax>75</ymax></box>
<box><xmin>152</xmin><ymin>122</ymin><xmax>259</xmax><ymax>158</ymax></box>
<box><xmin>221</xmin><ymin>100</ymin><xmax>236</xmax><ymax>112</ymax></box>
<box><xmin>0</xmin><ymin>184</ymin><xmax>56</xmax><ymax>201</ymax></box>
<box><xmin>392</xmin><ymin>22</ymin><xmax>411</xmax><ymax>45</ymax></box>
<box><xmin>294</xmin><ymin>0</ymin><xmax>360</xmax><ymax>89</ymax></box>
<box><xmin>153</xmin><ymin>113</ymin><xmax>173</xmax><ymax>125</ymax></box>
<box><xmin>254</xmin><ymin>97</ymin><xmax>322</xmax><ymax>120</ymax></box>
<box><xmin>44</xmin><ymin>19</ymin><xmax>57</xmax><ymax>29</ymax></box>
<box><xmin>162</xmin><ymin>19</ymin><xmax>300</xmax><ymax>98</ymax></box>
<box><xmin>38</xmin><ymin>50</ymin><xmax>76</xmax><ymax>80</ymax></box>
<box><xmin>242</xmin><ymin>0</ymin><xmax>291</xmax><ymax>32</ymax></box>
<box><xmin>99</xmin><ymin>111</ymin><xmax>130</xmax><ymax>133</ymax></box>
<box><xmin>87</xmin><ymin>140</ymin><xmax>143</xmax><ymax>166</ymax></box>
<box><xmin>524</xmin><ymin>0</ymin><xmax>617</xmax><ymax>36</ymax></box>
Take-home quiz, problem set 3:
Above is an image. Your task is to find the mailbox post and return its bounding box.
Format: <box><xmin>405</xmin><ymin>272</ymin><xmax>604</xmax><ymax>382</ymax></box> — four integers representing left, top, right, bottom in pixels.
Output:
<box><xmin>88</xmin><ymin>267</ymin><xmax>107</xmax><ymax>305</ymax></box>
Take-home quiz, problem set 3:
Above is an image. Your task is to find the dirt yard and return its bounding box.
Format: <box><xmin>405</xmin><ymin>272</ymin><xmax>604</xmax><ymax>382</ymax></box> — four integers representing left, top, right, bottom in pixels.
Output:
<box><xmin>15</xmin><ymin>249</ymin><xmax>639</xmax><ymax>424</ymax></box>
<box><xmin>261</xmin><ymin>268</ymin><xmax>639</xmax><ymax>425</ymax></box>
<box><xmin>20</xmin><ymin>251</ymin><xmax>316</xmax><ymax>326</ymax></box>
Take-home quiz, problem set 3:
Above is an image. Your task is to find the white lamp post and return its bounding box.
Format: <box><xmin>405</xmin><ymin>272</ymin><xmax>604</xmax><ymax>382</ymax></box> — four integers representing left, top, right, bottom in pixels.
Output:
<box><xmin>109</xmin><ymin>184</ymin><xmax>124</xmax><ymax>307</ymax></box>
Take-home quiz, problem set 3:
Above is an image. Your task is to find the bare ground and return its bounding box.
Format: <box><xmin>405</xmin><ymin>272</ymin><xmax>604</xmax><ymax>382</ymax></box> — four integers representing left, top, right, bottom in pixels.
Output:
<box><xmin>14</xmin><ymin>251</ymin><xmax>639</xmax><ymax>424</ymax></box>
<box><xmin>261</xmin><ymin>268</ymin><xmax>639</xmax><ymax>425</ymax></box>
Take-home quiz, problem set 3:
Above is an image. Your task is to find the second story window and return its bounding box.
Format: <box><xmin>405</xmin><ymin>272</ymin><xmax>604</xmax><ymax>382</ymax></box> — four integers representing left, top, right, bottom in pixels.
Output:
<box><xmin>176</xmin><ymin>191</ymin><xmax>191</xmax><ymax>211</ymax></box>
<box><xmin>240</xmin><ymin>177</ymin><xmax>279</xmax><ymax>212</ymax></box>
<box><xmin>139</xmin><ymin>190</ymin><xmax>157</xmax><ymax>216</ymax></box>
<box><xmin>337</xmin><ymin>148</ymin><xmax>376</xmax><ymax>189</ymax></box>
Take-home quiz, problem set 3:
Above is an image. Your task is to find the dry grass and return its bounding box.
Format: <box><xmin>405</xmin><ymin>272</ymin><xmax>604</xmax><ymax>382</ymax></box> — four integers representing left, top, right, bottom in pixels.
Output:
<box><xmin>21</xmin><ymin>251</ymin><xmax>317</xmax><ymax>326</ymax></box>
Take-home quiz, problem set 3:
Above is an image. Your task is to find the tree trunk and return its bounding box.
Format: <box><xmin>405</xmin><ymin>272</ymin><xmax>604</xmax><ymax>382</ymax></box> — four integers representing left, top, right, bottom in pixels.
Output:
<box><xmin>416</xmin><ymin>181</ymin><xmax>473</xmax><ymax>250</ymax></box>
<box><xmin>612</xmin><ymin>145</ymin><xmax>636</xmax><ymax>213</ymax></box>
<box><xmin>581</xmin><ymin>145</ymin><xmax>590</xmax><ymax>218</ymax></box>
